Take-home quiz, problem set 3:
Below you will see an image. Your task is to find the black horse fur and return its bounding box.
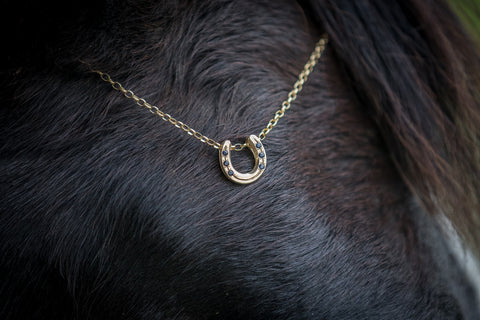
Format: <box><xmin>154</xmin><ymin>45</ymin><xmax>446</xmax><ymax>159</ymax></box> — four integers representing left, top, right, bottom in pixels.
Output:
<box><xmin>1</xmin><ymin>0</ymin><xmax>480</xmax><ymax>319</ymax></box>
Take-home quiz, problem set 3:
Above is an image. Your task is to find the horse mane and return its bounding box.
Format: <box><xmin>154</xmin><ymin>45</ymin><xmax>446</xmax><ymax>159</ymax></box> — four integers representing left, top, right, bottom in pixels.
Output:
<box><xmin>304</xmin><ymin>0</ymin><xmax>480</xmax><ymax>259</ymax></box>
<box><xmin>1</xmin><ymin>0</ymin><xmax>480</xmax><ymax>318</ymax></box>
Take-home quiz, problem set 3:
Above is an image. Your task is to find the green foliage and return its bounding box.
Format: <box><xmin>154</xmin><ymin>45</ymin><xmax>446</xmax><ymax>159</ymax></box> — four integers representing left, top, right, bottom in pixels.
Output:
<box><xmin>448</xmin><ymin>0</ymin><xmax>480</xmax><ymax>45</ymax></box>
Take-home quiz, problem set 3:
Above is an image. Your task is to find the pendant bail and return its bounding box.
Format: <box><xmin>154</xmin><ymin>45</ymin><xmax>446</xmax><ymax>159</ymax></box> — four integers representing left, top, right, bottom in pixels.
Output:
<box><xmin>219</xmin><ymin>135</ymin><xmax>266</xmax><ymax>184</ymax></box>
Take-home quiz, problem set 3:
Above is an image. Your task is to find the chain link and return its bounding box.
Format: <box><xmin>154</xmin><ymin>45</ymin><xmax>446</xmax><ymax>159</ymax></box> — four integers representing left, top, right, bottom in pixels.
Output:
<box><xmin>91</xmin><ymin>70</ymin><xmax>222</xmax><ymax>149</ymax></box>
<box><xmin>84</xmin><ymin>34</ymin><xmax>328</xmax><ymax>151</ymax></box>
<box><xmin>258</xmin><ymin>35</ymin><xmax>328</xmax><ymax>141</ymax></box>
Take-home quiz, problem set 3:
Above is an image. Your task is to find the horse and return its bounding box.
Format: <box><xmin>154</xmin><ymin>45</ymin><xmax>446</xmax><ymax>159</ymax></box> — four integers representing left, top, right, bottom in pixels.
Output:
<box><xmin>1</xmin><ymin>0</ymin><xmax>480</xmax><ymax>319</ymax></box>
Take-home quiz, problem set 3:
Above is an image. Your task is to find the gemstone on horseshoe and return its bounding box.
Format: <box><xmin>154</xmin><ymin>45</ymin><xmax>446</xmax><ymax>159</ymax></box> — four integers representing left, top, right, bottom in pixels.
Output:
<box><xmin>219</xmin><ymin>135</ymin><xmax>267</xmax><ymax>184</ymax></box>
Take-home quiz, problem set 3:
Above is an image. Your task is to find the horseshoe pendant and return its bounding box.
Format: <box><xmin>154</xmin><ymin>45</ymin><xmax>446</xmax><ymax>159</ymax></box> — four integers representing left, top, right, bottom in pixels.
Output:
<box><xmin>219</xmin><ymin>135</ymin><xmax>267</xmax><ymax>184</ymax></box>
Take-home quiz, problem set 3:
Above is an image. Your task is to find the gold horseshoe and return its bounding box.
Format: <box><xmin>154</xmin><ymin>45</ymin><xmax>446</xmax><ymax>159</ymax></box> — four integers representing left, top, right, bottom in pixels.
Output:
<box><xmin>219</xmin><ymin>135</ymin><xmax>267</xmax><ymax>184</ymax></box>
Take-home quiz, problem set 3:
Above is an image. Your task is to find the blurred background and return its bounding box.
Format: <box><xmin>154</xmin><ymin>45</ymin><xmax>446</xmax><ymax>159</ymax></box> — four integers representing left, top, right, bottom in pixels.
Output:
<box><xmin>449</xmin><ymin>0</ymin><xmax>480</xmax><ymax>46</ymax></box>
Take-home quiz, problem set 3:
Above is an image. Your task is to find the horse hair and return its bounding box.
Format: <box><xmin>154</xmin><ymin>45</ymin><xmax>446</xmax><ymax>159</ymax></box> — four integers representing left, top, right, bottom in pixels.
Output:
<box><xmin>1</xmin><ymin>0</ymin><xmax>480</xmax><ymax>319</ymax></box>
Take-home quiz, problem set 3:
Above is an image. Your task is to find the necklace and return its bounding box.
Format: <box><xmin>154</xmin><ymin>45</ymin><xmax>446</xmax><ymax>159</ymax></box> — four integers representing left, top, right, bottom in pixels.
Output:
<box><xmin>85</xmin><ymin>35</ymin><xmax>328</xmax><ymax>184</ymax></box>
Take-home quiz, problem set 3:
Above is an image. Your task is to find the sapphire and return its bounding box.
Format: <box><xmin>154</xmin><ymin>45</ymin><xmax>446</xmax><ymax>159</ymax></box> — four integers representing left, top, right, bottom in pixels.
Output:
<box><xmin>228</xmin><ymin>170</ymin><xmax>234</xmax><ymax>176</ymax></box>
<box><xmin>259</xmin><ymin>164</ymin><xmax>265</xmax><ymax>170</ymax></box>
<box><xmin>223</xmin><ymin>160</ymin><xmax>229</xmax><ymax>166</ymax></box>
<box><xmin>256</xmin><ymin>142</ymin><xmax>262</xmax><ymax>148</ymax></box>
<box><xmin>222</xmin><ymin>150</ymin><xmax>228</xmax><ymax>156</ymax></box>
<box><xmin>259</xmin><ymin>152</ymin><xmax>265</xmax><ymax>158</ymax></box>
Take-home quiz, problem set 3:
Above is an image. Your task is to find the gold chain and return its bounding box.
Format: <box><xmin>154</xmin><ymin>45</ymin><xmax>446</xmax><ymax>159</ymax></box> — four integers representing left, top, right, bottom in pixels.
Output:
<box><xmin>88</xmin><ymin>71</ymin><xmax>223</xmax><ymax>149</ymax></box>
<box><xmin>86</xmin><ymin>35</ymin><xmax>328</xmax><ymax>151</ymax></box>
<box><xmin>257</xmin><ymin>35</ymin><xmax>328</xmax><ymax>142</ymax></box>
